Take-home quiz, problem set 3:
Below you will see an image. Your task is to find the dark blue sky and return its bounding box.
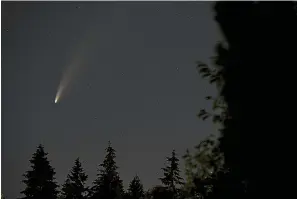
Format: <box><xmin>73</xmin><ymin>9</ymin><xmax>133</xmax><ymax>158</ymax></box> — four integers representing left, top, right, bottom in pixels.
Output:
<box><xmin>2</xmin><ymin>2</ymin><xmax>221</xmax><ymax>198</ymax></box>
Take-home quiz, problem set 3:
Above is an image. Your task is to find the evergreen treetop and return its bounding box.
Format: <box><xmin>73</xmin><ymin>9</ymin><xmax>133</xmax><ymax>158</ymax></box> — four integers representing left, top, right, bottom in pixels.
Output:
<box><xmin>160</xmin><ymin>150</ymin><xmax>184</xmax><ymax>195</ymax></box>
<box><xmin>90</xmin><ymin>141</ymin><xmax>124</xmax><ymax>199</ymax></box>
<box><xmin>20</xmin><ymin>144</ymin><xmax>58</xmax><ymax>199</ymax></box>
<box><xmin>61</xmin><ymin>158</ymin><xmax>88</xmax><ymax>199</ymax></box>
<box><xmin>128</xmin><ymin>175</ymin><xmax>145</xmax><ymax>199</ymax></box>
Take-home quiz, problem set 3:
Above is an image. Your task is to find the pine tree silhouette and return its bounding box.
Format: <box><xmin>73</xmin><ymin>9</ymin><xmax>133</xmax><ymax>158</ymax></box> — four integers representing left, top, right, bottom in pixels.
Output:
<box><xmin>19</xmin><ymin>144</ymin><xmax>58</xmax><ymax>199</ymax></box>
<box><xmin>160</xmin><ymin>150</ymin><xmax>184</xmax><ymax>199</ymax></box>
<box><xmin>127</xmin><ymin>175</ymin><xmax>145</xmax><ymax>199</ymax></box>
<box><xmin>90</xmin><ymin>141</ymin><xmax>124</xmax><ymax>199</ymax></box>
<box><xmin>61</xmin><ymin>158</ymin><xmax>88</xmax><ymax>199</ymax></box>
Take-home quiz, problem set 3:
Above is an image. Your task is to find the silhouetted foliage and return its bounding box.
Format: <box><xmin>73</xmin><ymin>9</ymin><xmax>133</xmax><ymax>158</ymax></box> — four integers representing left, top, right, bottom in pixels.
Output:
<box><xmin>196</xmin><ymin>61</ymin><xmax>227</xmax><ymax>125</ymax></box>
<box><xmin>160</xmin><ymin>150</ymin><xmax>184</xmax><ymax>199</ymax></box>
<box><xmin>149</xmin><ymin>186</ymin><xmax>172</xmax><ymax>199</ymax></box>
<box><xmin>89</xmin><ymin>141</ymin><xmax>124</xmax><ymax>199</ymax></box>
<box><xmin>61</xmin><ymin>158</ymin><xmax>88</xmax><ymax>199</ymax></box>
<box><xmin>127</xmin><ymin>175</ymin><xmax>145</xmax><ymax>199</ymax></box>
<box><xmin>208</xmin><ymin>2</ymin><xmax>297</xmax><ymax>199</ymax></box>
<box><xmin>184</xmin><ymin>136</ymin><xmax>223</xmax><ymax>179</ymax></box>
<box><xmin>143</xmin><ymin>190</ymin><xmax>151</xmax><ymax>199</ymax></box>
<box><xmin>19</xmin><ymin>145</ymin><xmax>58</xmax><ymax>199</ymax></box>
<box><xmin>183</xmin><ymin>135</ymin><xmax>226</xmax><ymax>199</ymax></box>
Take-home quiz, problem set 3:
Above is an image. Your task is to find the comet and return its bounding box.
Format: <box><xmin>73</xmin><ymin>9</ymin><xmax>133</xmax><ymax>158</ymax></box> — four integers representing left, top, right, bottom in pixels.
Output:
<box><xmin>54</xmin><ymin>96</ymin><xmax>59</xmax><ymax>104</ymax></box>
<box><xmin>53</xmin><ymin>26</ymin><xmax>97</xmax><ymax>104</ymax></box>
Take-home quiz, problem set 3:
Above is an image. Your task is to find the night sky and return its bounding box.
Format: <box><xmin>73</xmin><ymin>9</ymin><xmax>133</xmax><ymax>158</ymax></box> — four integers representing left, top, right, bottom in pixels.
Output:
<box><xmin>2</xmin><ymin>2</ymin><xmax>221</xmax><ymax>198</ymax></box>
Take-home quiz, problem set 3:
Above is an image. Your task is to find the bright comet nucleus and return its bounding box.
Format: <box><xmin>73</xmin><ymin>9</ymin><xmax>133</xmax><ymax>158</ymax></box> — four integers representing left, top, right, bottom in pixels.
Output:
<box><xmin>54</xmin><ymin>96</ymin><xmax>59</xmax><ymax>104</ymax></box>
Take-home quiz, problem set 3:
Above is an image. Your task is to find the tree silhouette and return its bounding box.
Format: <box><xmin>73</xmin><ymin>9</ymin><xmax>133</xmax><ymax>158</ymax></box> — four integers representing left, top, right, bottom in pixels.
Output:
<box><xmin>19</xmin><ymin>144</ymin><xmax>58</xmax><ymax>199</ymax></box>
<box><xmin>183</xmin><ymin>135</ymin><xmax>226</xmax><ymax>199</ymax></box>
<box><xmin>160</xmin><ymin>150</ymin><xmax>184</xmax><ymax>199</ymax></box>
<box><xmin>189</xmin><ymin>46</ymin><xmax>229</xmax><ymax>199</ymax></box>
<box><xmin>202</xmin><ymin>2</ymin><xmax>297</xmax><ymax>199</ymax></box>
<box><xmin>90</xmin><ymin>141</ymin><xmax>124</xmax><ymax>199</ymax></box>
<box><xmin>196</xmin><ymin>60</ymin><xmax>227</xmax><ymax>126</ymax></box>
<box><xmin>61</xmin><ymin>158</ymin><xmax>88</xmax><ymax>199</ymax></box>
<box><xmin>127</xmin><ymin>175</ymin><xmax>145</xmax><ymax>199</ymax></box>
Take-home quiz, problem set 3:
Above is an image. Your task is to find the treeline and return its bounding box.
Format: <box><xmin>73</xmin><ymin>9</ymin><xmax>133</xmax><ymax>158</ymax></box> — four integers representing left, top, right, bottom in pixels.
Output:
<box><xmin>18</xmin><ymin>141</ymin><xmax>197</xmax><ymax>199</ymax></box>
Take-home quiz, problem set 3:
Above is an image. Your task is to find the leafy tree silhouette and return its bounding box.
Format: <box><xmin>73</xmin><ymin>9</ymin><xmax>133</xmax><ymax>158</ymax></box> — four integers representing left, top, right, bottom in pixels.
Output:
<box><xmin>196</xmin><ymin>61</ymin><xmax>227</xmax><ymax>125</ymax></box>
<box><xmin>160</xmin><ymin>150</ymin><xmax>184</xmax><ymax>199</ymax></box>
<box><xmin>89</xmin><ymin>141</ymin><xmax>124</xmax><ymax>199</ymax></box>
<box><xmin>127</xmin><ymin>175</ymin><xmax>145</xmax><ymax>199</ymax></box>
<box><xmin>60</xmin><ymin>158</ymin><xmax>88</xmax><ymax>199</ymax></box>
<box><xmin>207</xmin><ymin>2</ymin><xmax>297</xmax><ymax>199</ymax></box>
<box><xmin>183</xmin><ymin>134</ymin><xmax>228</xmax><ymax>199</ymax></box>
<box><xmin>19</xmin><ymin>144</ymin><xmax>58</xmax><ymax>199</ymax></box>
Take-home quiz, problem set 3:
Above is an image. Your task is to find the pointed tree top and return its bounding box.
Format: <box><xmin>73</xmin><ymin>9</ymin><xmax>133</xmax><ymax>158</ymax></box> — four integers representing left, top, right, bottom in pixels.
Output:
<box><xmin>135</xmin><ymin>172</ymin><xmax>139</xmax><ymax>178</ymax></box>
<box><xmin>75</xmin><ymin>157</ymin><xmax>80</xmax><ymax>163</ymax></box>
<box><xmin>172</xmin><ymin>149</ymin><xmax>176</xmax><ymax>156</ymax></box>
<box><xmin>134</xmin><ymin>174</ymin><xmax>140</xmax><ymax>180</ymax></box>
<box><xmin>32</xmin><ymin>144</ymin><xmax>48</xmax><ymax>160</ymax></box>
<box><xmin>37</xmin><ymin>144</ymin><xmax>45</xmax><ymax>152</ymax></box>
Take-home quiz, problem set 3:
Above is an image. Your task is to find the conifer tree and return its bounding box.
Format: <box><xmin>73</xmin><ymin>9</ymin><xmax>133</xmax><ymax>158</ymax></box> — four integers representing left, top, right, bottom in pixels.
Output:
<box><xmin>160</xmin><ymin>150</ymin><xmax>184</xmax><ymax>199</ymax></box>
<box><xmin>20</xmin><ymin>144</ymin><xmax>58</xmax><ymax>199</ymax></box>
<box><xmin>90</xmin><ymin>141</ymin><xmax>124</xmax><ymax>199</ymax></box>
<box><xmin>127</xmin><ymin>175</ymin><xmax>145</xmax><ymax>199</ymax></box>
<box><xmin>61</xmin><ymin>158</ymin><xmax>88</xmax><ymax>199</ymax></box>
